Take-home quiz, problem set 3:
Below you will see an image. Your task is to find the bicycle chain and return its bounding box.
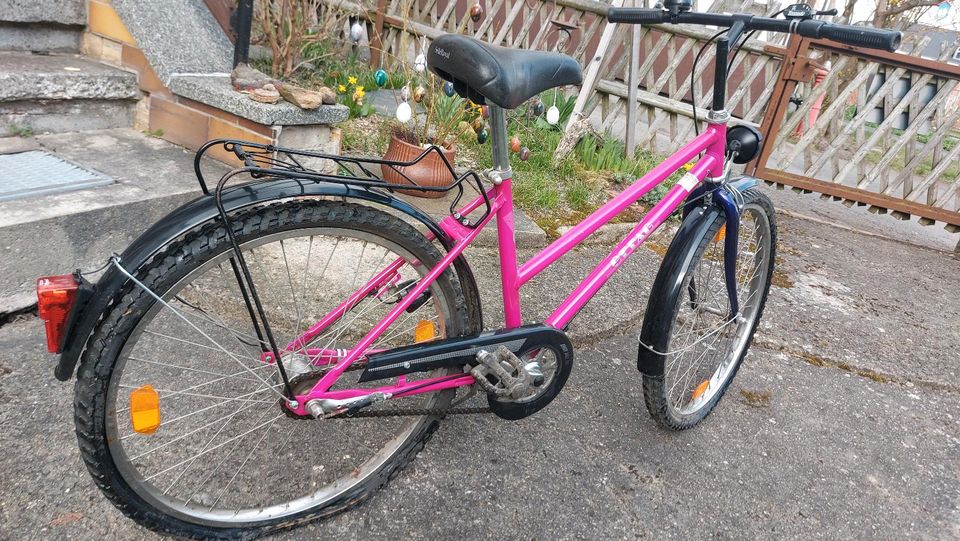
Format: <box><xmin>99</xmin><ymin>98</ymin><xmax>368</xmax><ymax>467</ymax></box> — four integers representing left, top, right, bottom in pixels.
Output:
<box><xmin>281</xmin><ymin>366</ymin><xmax>491</xmax><ymax>420</ymax></box>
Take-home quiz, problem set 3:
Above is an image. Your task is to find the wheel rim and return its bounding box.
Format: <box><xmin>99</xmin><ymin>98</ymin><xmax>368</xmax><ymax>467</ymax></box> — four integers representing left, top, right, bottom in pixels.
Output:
<box><xmin>104</xmin><ymin>226</ymin><xmax>455</xmax><ymax>526</ymax></box>
<box><xmin>663</xmin><ymin>202</ymin><xmax>772</xmax><ymax>416</ymax></box>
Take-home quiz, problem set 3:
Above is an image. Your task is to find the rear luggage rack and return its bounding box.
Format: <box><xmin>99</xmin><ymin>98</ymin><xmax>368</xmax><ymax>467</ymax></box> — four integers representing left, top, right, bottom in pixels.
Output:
<box><xmin>193</xmin><ymin>139</ymin><xmax>491</xmax><ymax>227</ymax></box>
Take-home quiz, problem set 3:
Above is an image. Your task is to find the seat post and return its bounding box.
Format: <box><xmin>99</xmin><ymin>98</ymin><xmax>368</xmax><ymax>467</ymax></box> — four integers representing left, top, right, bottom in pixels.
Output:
<box><xmin>488</xmin><ymin>105</ymin><xmax>511</xmax><ymax>175</ymax></box>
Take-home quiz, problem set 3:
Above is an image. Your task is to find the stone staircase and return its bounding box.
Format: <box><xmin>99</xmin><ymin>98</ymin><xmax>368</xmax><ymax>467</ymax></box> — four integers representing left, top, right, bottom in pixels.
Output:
<box><xmin>0</xmin><ymin>0</ymin><xmax>139</xmax><ymax>135</ymax></box>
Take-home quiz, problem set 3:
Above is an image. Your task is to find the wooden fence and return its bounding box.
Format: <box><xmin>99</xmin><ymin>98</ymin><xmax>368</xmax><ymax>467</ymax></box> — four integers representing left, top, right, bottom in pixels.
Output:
<box><xmin>334</xmin><ymin>0</ymin><xmax>959</xmax><ymax>229</ymax></box>
<box><xmin>754</xmin><ymin>36</ymin><xmax>960</xmax><ymax>228</ymax></box>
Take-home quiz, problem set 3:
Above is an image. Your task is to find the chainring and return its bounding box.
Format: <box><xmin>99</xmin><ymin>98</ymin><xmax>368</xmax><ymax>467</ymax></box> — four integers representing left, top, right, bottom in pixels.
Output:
<box><xmin>486</xmin><ymin>344</ymin><xmax>573</xmax><ymax>420</ymax></box>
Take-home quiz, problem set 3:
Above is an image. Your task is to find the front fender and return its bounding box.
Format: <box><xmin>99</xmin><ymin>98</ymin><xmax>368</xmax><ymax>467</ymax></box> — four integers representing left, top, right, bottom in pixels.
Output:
<box><xmin>637</xmin><ymin>175</ymin><xmax>759</xmax><ymax>377</ymax></box>
<box><xmin>55</xmin><ymin>180</ymin><xmax>482</xmax><ymax>381</ymax></box>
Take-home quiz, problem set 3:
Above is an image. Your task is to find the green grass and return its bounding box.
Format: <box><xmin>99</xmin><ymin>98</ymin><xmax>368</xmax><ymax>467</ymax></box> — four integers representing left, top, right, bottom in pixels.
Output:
<box><xmin>7</xmin><ymin>124</ymin><xmax>33</xmax><ymax>138</ymax></box>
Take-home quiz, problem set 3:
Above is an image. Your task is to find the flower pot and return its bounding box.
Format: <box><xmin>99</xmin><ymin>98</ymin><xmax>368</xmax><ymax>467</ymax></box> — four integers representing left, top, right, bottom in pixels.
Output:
<box><xmin>380</xmin><ymin>134</ymin><xmax>456</xmax><ymax>199</ymax></box>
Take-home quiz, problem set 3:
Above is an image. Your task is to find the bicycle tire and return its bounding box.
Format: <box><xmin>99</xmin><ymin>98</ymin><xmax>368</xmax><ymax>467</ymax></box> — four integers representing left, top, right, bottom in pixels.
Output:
<box><xmin>74</xmin><ymin>200</ymin><xmax>475</xmax><ymax>539</ymax></box>
<box><xmin>640</xmin><ymin>188</ymin><xmax>776</xmax><ymax>430</ymax></box>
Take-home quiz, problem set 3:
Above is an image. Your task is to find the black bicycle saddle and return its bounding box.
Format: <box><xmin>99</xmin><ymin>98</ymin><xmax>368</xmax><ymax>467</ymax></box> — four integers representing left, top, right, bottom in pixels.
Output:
<box><xmin>427</xmin><ymin>34</ymin><xmax>583</xmax><ymax>109</ymax></box>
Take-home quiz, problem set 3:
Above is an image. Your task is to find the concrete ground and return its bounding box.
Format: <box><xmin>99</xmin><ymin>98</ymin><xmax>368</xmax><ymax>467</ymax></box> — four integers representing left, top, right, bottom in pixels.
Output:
<box><xmin>0</xmin><ymin>195</ymin><xmax>958</xmax><ymax>539</ymax></box>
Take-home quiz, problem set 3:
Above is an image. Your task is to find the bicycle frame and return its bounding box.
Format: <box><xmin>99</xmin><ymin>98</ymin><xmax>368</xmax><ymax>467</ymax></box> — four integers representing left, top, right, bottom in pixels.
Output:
<box><xmin>280</xmin><ymin>107</ymin><xmax>729</xmax><ymax>417</ymax></box>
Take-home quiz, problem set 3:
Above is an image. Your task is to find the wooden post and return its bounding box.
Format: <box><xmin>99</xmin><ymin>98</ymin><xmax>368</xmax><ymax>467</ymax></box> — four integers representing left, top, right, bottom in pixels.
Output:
<box><xmin>370</xmin><ymin>0</ymin><xmax>388</xmax><ymax>67</ymax></box>
<box><xmin>625</xmin><ymin>0</ymin><xmax>641</xmax><ymax>157</ymax></box>
<box><xmin>564</xmin><ymin>0</ymin><xmax>624</xmax><ymax>131</ymax></box>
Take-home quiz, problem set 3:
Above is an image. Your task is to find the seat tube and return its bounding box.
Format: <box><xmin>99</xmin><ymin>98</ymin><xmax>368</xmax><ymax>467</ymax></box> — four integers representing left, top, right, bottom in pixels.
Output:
<box><xmin>488</xmin><ymin>105</ymin><xmax>522</xmax><ymax>328</ymax></box>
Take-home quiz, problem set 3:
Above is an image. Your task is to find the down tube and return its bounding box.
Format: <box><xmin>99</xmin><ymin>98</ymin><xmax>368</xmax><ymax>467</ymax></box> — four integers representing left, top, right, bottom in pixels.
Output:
<box><xmin>546</xmin><ymin>156</ymin><xmax>718</xmax><ymax>329</ymax></box>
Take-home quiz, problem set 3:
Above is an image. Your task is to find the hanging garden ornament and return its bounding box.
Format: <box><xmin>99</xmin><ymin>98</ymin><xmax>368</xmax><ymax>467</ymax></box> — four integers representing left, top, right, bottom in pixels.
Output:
<box><xmin>413</xmin><ymin>85</ymin><xmax>426</xmax><ymax>103</ymax></box>
<box><xmin>480</xmin><ymin>105</ymin><xmax>489</xmax><ymax>119</ymax></box>
<box><xmin>546</xmin><ymin>105</ymin><xmax>560</xmax><ymax>125</ymax></box>
<box><xmin>510</xmin><ymin>136</ymin><xmax>521</xmax><ymax>153</ymax></box>
<box><xmin>396</xmin><ymin>101</ymin><xmax>413</xmax><ymax>122</ymax></box>
<box><xmin>443</xmin><ymin>81</ymin><xmax>455</xmax><ymax>97</ymax></box>
<box><xmin>374</xmin><ymin>69</ymin><xmax>388</xmax><ymax>87</ymax></box>
<box><xmin>469</xmin><ymin>3</ymin><xmax>484</xmax><ymax>22</ymax></box>
<box><xmin>350</xmin><ymin>21</ymin><xmax>364</xmax><ymax>43</ymax></box>
<box><xmin>519</xmin><ymin>147</ymin><xmax>530</xmax><ymax>161</ymax></box>
<box><xmin>532</xmin><ymin>99</ymin><xmax>545</xmax><ymax>116</ymax></box>
<box><xmin>472</xmin><ymin>117</ymin><xmax>484</xmax><ymax>133</ymax></box>
<box><xmin>937</xmin><ymin>1</ymin><xmax>951</xmax><ymax>19</ymax></box>
<box><xmin>477</xmin><ymin>128</ymin><xmax>489</xmax><ymax>144</ymax></box>
<box><xmin>400</xmin><ymin>85</ymin><xmax>411</xmax><ymax>102</ymax></box>
<box><xmin>414</xmin><ymin>53</ymin><xmax>427</xmax><ymax>73</ymax></box>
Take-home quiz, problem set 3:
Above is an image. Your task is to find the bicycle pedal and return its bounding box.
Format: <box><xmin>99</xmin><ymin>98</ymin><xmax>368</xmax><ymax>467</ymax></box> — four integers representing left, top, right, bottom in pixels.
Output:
<box><xmin>472</xmin><ymin>346</ymin><xmax>541</xmax><ymax>400</ymax></box>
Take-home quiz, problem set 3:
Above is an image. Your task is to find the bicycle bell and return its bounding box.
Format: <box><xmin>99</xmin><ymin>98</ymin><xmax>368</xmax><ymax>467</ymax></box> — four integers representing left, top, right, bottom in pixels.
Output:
<box><xmin>661</xmin><ymin>0</ymin><xmax>694</xmax><ymax>14</ymax></box>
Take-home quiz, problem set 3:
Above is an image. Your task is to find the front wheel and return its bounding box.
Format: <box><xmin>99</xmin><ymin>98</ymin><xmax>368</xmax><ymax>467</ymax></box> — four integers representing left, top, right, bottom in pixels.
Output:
<box><xmin>639</xmin><ymin>188</ymin><xmax>776</xmax><ymax>430</ymax></box>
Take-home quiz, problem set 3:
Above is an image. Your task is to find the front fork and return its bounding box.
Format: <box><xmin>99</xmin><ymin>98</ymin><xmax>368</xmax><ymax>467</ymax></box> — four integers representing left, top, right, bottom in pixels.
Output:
<box><xmin>683</xmin><ymin>181</ymin><xmax>742</xmax><ymax>319</ymax></box>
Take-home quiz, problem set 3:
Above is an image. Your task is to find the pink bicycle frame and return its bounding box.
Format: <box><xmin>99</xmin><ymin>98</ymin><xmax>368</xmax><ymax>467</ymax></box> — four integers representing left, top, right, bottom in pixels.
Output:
<box><xmin>283</xmin><ymin>120</ymin><xmax>728</xmax><ymax>416</ymax></box>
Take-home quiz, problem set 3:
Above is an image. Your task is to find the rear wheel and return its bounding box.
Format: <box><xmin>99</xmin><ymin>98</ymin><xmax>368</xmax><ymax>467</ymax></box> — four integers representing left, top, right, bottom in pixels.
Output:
<box><xmin>74</xmin><ymin>201</ymin><xmax>474</xmax><ymax>539</ymax></box>
<box><xmin>640</xmin><ymin>188</ymin><xmax>776</xmax><ymax>430</ymax></box>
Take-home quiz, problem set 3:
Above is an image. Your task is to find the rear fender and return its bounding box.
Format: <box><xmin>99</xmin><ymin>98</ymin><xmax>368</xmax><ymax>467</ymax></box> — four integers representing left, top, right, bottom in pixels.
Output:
<box><xmin>54</xmin><ymin>180</ymin><xmax>482</xmax><ymax>381</ymax></box>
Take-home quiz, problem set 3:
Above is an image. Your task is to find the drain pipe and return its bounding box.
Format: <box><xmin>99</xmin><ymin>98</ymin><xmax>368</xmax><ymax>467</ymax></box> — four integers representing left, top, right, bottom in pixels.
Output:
<box><xmin>232</xmin><ymin>0</ymin><xmax>254</xmax><ymax>68</ymax></box>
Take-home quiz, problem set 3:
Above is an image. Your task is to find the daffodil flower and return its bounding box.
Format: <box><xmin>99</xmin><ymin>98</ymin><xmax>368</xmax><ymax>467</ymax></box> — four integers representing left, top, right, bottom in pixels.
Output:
<box><xmin>348</xmin><ymin>76</ymin><xmax>358</xmax><ymax>85</ymax></box>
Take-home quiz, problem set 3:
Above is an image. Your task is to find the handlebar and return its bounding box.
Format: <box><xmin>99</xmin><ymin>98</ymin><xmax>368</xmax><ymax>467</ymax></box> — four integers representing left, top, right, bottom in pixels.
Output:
<box><xmin>606</xmin><ymin>8</ymin><xmax>902</xmax><ymax>53</ymax></box>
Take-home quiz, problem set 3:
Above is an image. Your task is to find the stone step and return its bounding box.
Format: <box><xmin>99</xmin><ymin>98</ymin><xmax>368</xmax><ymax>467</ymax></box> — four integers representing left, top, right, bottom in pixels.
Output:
<box><xmin>0</xmin><ymin>128</ymin><xmax>227</xmax><ymax>313</ymax></box>
<box><xmin>0</xmin><ymin>52</ymin><xmax>139</xmax><ymax>134</ymax></box>
<box><xmin>0</xmin><ymin>0</ymin><xmax>87</xmax><ymax>53</ymax></box>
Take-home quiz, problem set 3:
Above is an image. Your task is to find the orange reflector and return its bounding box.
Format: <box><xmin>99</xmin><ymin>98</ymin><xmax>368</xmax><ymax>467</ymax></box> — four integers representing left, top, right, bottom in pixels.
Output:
<box><xmin>691</xmin><ymin>380</ymin><xmax>710</xmax><ymax>401</ymax></box>
<box><xmin>130</xmin><ymin>385</ymin><xmax>161</xmax><ymax>434</ymax></box>
<box><xmin>714</xmin><ymin>225</ymin><xmax>726</xmax><ymax>243</ymax></box>
<box><xmin>36</xmin><ymin>274</ymin><xmax>80</xmax><ymax>353</ymax></box>
<box><xmin>413</xmin><ymin>320</ymin><xmax>436</xmax><ymax>343</ymax></box>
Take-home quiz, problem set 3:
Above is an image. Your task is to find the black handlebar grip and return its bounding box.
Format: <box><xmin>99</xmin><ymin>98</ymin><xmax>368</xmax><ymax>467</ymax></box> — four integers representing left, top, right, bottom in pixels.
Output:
<box><xmin>607</xmin><ymin>7</ymin><xmax>667</xmax><ymax>24</ymax></box>
<box><xmin>818</xmin><ymin>24</ymin><xmax>902</xmax><ymax>52</ymax></box>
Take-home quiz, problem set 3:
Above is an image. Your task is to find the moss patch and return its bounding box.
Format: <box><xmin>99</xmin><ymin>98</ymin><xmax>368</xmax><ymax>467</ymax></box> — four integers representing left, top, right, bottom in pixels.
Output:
<box><xmin>738</xmin><ymin>389</ymin><xmax>772</xmax><ymax>407</ymax></box>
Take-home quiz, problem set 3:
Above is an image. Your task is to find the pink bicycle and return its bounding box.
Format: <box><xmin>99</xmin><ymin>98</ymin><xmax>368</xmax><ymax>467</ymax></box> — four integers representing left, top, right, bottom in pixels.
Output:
<box><xmin>36</xmin><ymin>2</ymin><xmax>899</xmax><ymax>538</ymax></box>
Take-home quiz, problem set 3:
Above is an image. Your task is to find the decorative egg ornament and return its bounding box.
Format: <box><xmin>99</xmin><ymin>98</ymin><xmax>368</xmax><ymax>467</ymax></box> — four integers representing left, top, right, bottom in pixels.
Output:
<box><xmin>469</xmin><ymin>3</ymin><xmax>484</xmax><ymax>22</ymax></box>
<box><xmin>396</xmin><ymin>101</ymin><xmax>412</xmax><ymax>122</ymax></box>
<box><xmin>400</xmin><ymin>85</ymin><xmax>411</xmax><ymax>102</ymax></box>
<box><xmin>510</xmin><ymin>136</ymin><xmax>521</xmax><ymax>153</ymax></box>
<box><xmin>413</xmin><ymin>85</ymin><xmax>426</xmax><ymax>103</ymax></box>
<box><xmin>480</xmin><ymin>105</ymin><xmax>489</xmax><ymax>119</ymax></box>
<box><xmin>477</xmin><ymin>128</ymin><xmax>489</xmax><ymax>144</ymax></box>
<box><xmin>519</xmin><ymin>147</ymin><xmax>530</xmax><ymax>161</ymax></box>
<box><xmin>414</xmin><ymin>54</ymin><xmax>427</xmax><ymax>73</ymax></box>
<box><xmin>374</xmin><ymin>69</ymin><xmax>388</xmax><ymax>87</ymax></box>
<box><xmin>350</xmin><ymin>21</ymin><xmax>364</xmax><ymax>43</ymax></box>
<box><xmin>546</xmin><ymin>105</ymin><xmax>560</xmax><ymax>125</ymax></box>
<box><xmin>532</xmin><ymin>99</ymin><xmax>545</xmax><ymax>116</ymax></box>
<box><xmin>472</xmin><ymin>117</ymin><xmax>484</xmax><ymax>132</ymax></box>
<box><xmin>443</xmin><ymin>81</ymin><xmax>455</xmax><ymax>97</ymax></box>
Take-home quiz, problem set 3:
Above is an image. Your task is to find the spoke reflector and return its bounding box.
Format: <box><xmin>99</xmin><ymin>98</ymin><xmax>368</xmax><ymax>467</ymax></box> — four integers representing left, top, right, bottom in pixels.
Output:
<box><xmin>691</xmin><ymin>379</ymin><xmax>710</xmax><ymax>401</ymax></box>
<box><xmin>414</xmin><ymin>320</ymin><xmax>436</xmax><ymax>343</ymax></box>
<box><xmin>714</xmin><ymin>225</ymin><xmax>726</xmax><ymax>243</ymax></box>
<box><xmin>130</xmin><ymin>384</ymin><xmax>161</xmax><ymax>434</ymax></box>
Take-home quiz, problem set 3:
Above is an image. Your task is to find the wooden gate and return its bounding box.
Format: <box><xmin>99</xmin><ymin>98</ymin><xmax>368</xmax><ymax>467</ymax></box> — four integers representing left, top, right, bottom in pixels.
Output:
<box><xmin>753</xmin><ymin>36</ymin><xmax>960</xmax><ymax>231</ymax></box>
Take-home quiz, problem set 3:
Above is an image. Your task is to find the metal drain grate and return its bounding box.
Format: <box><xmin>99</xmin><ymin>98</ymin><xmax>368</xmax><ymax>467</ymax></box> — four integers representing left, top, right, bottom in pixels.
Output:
<box><xmin>0</xmin><ymin>150</ymin><xmax>113</xmax><ymax>201</ymax></box>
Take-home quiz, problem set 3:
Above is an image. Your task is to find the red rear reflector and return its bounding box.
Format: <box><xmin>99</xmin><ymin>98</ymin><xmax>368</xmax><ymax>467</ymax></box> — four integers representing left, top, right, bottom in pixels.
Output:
<box><xmin>37</xmin><ymin>274</ymin><xmax>80</xmax><ymax>353</ymax></box>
